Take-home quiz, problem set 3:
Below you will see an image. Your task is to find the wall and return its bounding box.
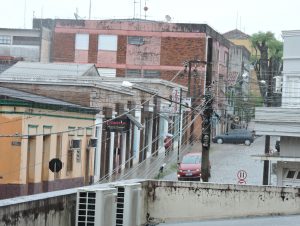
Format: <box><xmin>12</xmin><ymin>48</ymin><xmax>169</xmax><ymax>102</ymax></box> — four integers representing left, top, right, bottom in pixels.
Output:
<box><xmin>0</xmin><ymin>192</ymin><xmax>76</xmax><ymax>226</ymax></box>
<box><xmin>146</xmin><ymin>181</ymin><xmax>300</xmax><ymax>222</ymax></box>
<box><xmin>1</xmin><ymin>180</ymin><xmax>300</xmax><ymax>225</ymax></box>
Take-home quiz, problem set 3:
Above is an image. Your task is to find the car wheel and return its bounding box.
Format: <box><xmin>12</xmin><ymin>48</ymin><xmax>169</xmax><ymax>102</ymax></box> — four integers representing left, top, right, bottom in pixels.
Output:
<box><xmin>217</xmin><ymin>138</ymin><xmax>223</xmax><ymax>144</ymax></box>
<box><xmin>244</xmin><ymin>139</ymin><xmax>251</xmax><ymax>146</ymax></box>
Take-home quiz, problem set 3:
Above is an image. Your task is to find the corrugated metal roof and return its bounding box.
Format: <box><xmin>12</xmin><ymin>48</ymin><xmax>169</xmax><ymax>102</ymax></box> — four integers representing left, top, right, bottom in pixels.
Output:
<box><xmin>0</xmin><ymin>62</ymin><xmax>97</xmax><ymax>78</ymax></box>
<box><xmin>0</xmin><ymin>86</ymin><xmax>82</xmax><ymax>108</ymax></box>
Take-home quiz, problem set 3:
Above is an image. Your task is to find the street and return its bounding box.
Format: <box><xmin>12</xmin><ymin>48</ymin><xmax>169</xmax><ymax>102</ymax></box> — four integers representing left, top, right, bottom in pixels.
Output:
<box><xmin>164</xmin><ymin>136</ymin><xmax>278</xmax><ymax>185</ymax></box>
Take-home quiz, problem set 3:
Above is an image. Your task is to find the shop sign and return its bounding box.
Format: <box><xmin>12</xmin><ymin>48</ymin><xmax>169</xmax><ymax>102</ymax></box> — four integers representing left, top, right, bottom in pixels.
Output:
<box><xmin>105</xmin><ymin>118</ymin><xmax>130</xmax><ymax>132</ymax></box>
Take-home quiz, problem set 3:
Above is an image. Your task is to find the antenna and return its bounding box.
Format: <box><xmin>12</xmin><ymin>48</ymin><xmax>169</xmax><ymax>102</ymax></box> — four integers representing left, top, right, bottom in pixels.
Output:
<box><xmin>74</xmin><ymin>8</ymin><xmax>79</xmax><ymax>20</ymax></box>
<box><xmin>24</xmin><ymin>0</ymin><xmax>27</xmax><ymax>28</ymax></box>
<box><xmin>89</xmin><ymin>0</ymin><xmax>92</xmax><ymax>19</ymax></box>
<box><xmin>144</xmin><ymin>0</ymin><xmax>149</xmax><ymax>19</ymax></box>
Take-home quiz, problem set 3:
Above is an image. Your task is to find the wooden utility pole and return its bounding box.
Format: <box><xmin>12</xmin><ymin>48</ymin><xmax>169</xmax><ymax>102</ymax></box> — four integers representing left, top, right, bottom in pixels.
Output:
<box><xmin>201</xmin><ymin>38</ymin><xmax>213</xmax><ymax>182</ymax></box>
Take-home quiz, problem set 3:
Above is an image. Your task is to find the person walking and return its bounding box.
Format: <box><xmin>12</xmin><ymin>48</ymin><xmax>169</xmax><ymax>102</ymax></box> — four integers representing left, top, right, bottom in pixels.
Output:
<box><xmin>164</xmin><ymin>134</ymin><xmax>173</xmax><ymax>156</ymax></box>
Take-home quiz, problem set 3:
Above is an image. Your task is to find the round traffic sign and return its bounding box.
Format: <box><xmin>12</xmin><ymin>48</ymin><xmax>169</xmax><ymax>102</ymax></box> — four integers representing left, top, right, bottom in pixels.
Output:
<box><xmin>49</xmin><ymin>158</ymin><xmax>63</xmax><ymax>173</ymax></box>
<box><xmin>237</xmin><ymin>170</ymin><xmax>247</xmax><ymax>180</ymax></box>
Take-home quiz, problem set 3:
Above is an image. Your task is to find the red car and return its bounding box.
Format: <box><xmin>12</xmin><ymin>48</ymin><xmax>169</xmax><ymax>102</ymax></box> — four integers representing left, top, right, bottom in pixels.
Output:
<box><xmin>177</xmin><ymin>152</ymin><xmax>203</xmax><ymax>181</ymax></box>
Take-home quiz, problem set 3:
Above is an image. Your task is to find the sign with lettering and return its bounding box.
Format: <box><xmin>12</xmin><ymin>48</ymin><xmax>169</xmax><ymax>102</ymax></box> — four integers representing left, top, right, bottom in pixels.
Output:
<box><xmin>105</xmin><ymin>118</ymin><xmax>130</xmax><ymax>132</ymax></box>
<box><xmin>11</xmin><ymin>141</ymin><xmax>21</xmax><ymax>146</ymax></box>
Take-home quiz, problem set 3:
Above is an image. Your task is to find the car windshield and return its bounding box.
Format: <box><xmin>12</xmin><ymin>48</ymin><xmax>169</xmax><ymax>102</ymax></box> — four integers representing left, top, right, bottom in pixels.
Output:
<box><xmin>182</xmin><ymin>155</ymin><xmax>201</xmax><ymax>164</ymax></box>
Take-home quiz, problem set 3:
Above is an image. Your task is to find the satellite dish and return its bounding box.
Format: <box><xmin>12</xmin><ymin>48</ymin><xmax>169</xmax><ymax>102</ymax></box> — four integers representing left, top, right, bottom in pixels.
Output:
<box><xmin>165</xmin><ymin>15</ymin><xmax>171</xmax><ymax>22</ymax></box>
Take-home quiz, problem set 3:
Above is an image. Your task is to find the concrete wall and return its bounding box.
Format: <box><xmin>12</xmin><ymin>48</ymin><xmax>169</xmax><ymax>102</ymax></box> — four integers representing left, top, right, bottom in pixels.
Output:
<box><xmin>146</xmin><ymin>181</ymin><xmax>300</xmax><ymax>222</ymax></box>
<box><xmin>0</xmin><ymin>191</ymin><xmax>76</xmax><ymax>226</ymax></box>
<box><xmin>1</xmin><ymin>180</ymin><xmax>300</xmax><ymax>225</ymax></box>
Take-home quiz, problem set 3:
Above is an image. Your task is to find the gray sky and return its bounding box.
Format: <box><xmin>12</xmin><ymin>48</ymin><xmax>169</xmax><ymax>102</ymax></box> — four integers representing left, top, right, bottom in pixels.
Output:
<box><xmin>1</xmin><ymin>0</ymin><xmax>300</xmax><ymax>39</ymax></box>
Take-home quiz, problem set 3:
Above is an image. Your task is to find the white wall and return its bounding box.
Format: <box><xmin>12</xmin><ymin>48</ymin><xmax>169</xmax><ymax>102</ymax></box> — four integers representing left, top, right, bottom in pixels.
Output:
<box><xmin>147</xmin><ymin>181</ymin><xmax>300</xmax><ymax>222</ymax></box>
<box><xmin>281</xmin><ymin>136</ymin><xmax>300</xmax><ymax>157</ymax></box>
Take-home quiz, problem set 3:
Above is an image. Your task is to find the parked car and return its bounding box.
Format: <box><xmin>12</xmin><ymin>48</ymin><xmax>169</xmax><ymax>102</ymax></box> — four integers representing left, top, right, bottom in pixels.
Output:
<box><xmin>212</xmin><ymin>129</ymin><xmax>254</xmax><ymax>146</ymax></box>
<box><xmin>177</xmin><ymin>152</ymin><xmax>210</xmax><ymax>181</ymax></box>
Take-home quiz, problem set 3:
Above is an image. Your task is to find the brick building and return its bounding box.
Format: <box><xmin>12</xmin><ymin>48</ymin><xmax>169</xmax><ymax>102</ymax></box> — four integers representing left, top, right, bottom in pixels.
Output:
<box><xmin>33</xmin><ymin>18</ymin><xmax>231</xmax><ymax>137</ymax></box>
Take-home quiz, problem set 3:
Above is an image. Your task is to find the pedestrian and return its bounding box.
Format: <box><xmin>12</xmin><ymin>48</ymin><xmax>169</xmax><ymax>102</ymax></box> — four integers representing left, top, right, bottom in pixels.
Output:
<box><xmin>164</xmin><ymin>134</ymin><xmax>173</xmax><ymax>156</ymax></box>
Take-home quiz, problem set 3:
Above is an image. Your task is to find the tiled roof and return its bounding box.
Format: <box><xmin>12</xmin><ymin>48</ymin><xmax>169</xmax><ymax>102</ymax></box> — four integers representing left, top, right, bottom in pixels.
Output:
<box><xmin>223</xmin><ymin>29</ymin><xmax>250</xmax><ymax>40</ymax></box>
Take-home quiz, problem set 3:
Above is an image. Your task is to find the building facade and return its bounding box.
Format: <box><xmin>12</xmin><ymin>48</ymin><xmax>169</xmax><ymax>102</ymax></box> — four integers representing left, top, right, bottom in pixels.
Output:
<box><xmin>0</xmin><ymin>62</ymin><xmax>187</xmax><ymax>187</ymax></box>
<box><xmin>33</xmin><ymin>18</ymin><xmax>230</xmax><ymax>138</ymax></box>
<box><xmin>254</xmin><ymin>30</ymin><xmax>300</xmax><ymax>187</ymax></box>
<box><xmin>0</xmin><ymin>86</ymin><xmax>98</xmax><ymax>199</ymax></box>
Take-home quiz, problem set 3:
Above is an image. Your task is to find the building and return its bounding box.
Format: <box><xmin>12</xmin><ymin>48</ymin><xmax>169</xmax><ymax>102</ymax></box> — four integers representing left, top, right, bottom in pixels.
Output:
<box><xmin>0</xmin><ymin>62</ymin><xmax>188</xmax><ymax>187</ymax></box>
<box><xmin>32</xmin><ymin>18</ymin><xmax>231</xmax><ymax>140</ymax></box>
<box><xmin>254</xmin><ymin>30</ymin><xmax>300</xmax><ymax>187</ymax></box>
<box><xmin>224</xmin><ymin>29</ymin><xmax>261</xmax><ymax>105</ymax></box>
<box><xmin>0</xmin><ymin>86</ymin><xmax>99</xmax><ymax>199</ymax></box>
<box><xmin>226</xmin><ymin>44</ymin><xmax>252</xmax><ymax>129</ymax></box>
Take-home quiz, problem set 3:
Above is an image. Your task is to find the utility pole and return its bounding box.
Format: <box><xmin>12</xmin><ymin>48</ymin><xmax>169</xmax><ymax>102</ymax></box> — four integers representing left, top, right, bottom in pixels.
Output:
<box><xmin>263</xmin><ymin>59</ymin><xmax>273</xmax><ymax>185</ymax></box>
<box><xmin>201</xmin><ymin>38</ymin><xmax>213</xmax><ymax>182</ymax></box>
<box><xmin>177</xmin><ymin>87</ymin><xmax>182</xmax><ymax>163</ymax></box>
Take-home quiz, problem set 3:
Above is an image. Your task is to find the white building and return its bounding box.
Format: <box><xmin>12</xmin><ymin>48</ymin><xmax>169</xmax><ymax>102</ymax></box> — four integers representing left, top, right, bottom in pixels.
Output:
<box><xmin>254</xmin><ymin>30</ymin><xmax>300</xmax><ymax>187</ymax></box>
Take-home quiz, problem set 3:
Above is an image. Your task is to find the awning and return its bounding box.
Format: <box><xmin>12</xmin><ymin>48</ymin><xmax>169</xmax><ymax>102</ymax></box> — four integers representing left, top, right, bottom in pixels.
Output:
<box><xmin>252</xmin><ymin>154</ymin><xmax>300</xmax><ymax>162</ymax></box>
<box><xmin>126</xmin><ymin>113</ymin><xmax>144</xmax><ymax>129</ymax></box>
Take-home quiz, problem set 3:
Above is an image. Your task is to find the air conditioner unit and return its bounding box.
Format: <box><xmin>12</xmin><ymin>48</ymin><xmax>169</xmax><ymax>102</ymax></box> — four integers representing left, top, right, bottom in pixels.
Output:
<box><xmin>88</xmin><ymin>138</ymin><xmax>98</xmax><ymax>148</ymax></box>
<box><xmin>76</xmin><ymin>187</ymin><xmax>117</xmax><ymax>226</ymax></box>
<box><xmin>115</xmin><ymin>183</ymin><xmax>142</xmax><ymax>226</ymax></box>
<box><xmin>70</xmin><ymin>139</ymin><xmax>81</xmax><ymax>149</ymax></box>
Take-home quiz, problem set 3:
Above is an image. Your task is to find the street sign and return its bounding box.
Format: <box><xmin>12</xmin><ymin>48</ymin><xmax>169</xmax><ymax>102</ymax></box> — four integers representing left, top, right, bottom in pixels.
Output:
<box><xmin>237</xmin><ymin>170</ymin><xmax>247</xmax><ymax>185</ymax></box>
<box><xmin>49</xmin><ymin>158</ymin><xmax>63</xmax><ymax>173</ymax></box>
<box><xmin>171</xmin><ymin>87</ymin><xmax>181</xmax><ymax>113</ymax></box>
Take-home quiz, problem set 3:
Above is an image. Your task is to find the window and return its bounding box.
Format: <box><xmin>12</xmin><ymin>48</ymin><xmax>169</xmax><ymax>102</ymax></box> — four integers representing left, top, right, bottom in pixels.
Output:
<box><xmin>144</xmin><ymin>70</ymin><xmax>160</xmax><ymax>78</ymax></box>
<box><xmin>75</xmin><ymin>34</ymin><xmax>89</xmax><ymax>50</ymax></box>
<box><xmin>86</xmin><ymin>128</ymin><xmax>93</xmax><ymax>136</ymax></box>
<box><xmin>297</xmin><ymin>172</ymin><xmax>300</xmax><ymax>180</ymax></box>
<box><xmin>286</xmin><ymin>170</ymin><xmax>296</xmax><ymax>179</ymax></box>
<box><xmin>0</xmin><ymin>35</ymin><xmax>11</xmax><ymax>45</ymax></box>
<box><xmin>13</xmin><ymin>36</ymin><xmax>40</xmax><ymax>46</ymax></box>
<box><xmin>128</xmin><ymin>36</ymin><xmax>144</xmax><ymax>45</ymax></box>
<box><xmin>126</xmin><ymin>69</ymin><xmax>141</xmax><ymax>78</ymax></box>
<box><xmin>98</xmin><ymin>35</ymin><xmax>117</xmax><ymax>51</ymax></box>
<box><xmin>67</xmin><ymin>150</ymin><xmax>73</xmax><ymax>172</ymax></box>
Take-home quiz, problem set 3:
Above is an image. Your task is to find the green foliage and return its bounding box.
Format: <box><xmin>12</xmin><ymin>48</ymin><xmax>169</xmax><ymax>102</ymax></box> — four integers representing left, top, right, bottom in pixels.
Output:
<box><xmin>250</xmin><ymin>31</ymin><xmax>283</xmax><ymax>59</ymax></box>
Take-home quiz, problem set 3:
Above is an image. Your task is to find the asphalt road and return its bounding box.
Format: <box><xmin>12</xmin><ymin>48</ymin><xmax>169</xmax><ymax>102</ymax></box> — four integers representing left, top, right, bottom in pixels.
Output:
<box><xmin>164</xmin><ymin>136</ymin><xmax>278</xmax><ymax>185</ymax></box>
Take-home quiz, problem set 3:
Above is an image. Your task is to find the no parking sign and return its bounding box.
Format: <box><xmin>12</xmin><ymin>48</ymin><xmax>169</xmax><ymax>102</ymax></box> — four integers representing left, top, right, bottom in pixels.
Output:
<box><xmin>237</xmin><ymin>170</ymin><xmax>247</xmax><ymax>185</ymax></box>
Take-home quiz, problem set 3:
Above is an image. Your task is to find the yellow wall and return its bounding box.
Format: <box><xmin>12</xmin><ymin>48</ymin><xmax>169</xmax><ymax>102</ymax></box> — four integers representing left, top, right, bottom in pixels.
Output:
<box><xmin>0</xmin><ymin>106</ymin><xmax>22</xmax><ymax>184</ymax></box>
<box><xmin>1</xmin><ymin>105</ymin><xmax>95</xmax><ymax>186</ymax></box>
<box><xmin>229</xmin><ymin>39</ymin><xmax>258</xmax><ymax>57</ymax></box>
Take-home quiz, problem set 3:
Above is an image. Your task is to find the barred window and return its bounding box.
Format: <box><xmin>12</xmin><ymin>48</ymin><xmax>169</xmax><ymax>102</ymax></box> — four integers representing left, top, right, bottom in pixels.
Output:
<box><xmin>0</xmin><ymin>35</ymin><xmax>11</xmax><ymax>45</ymax></box>
<box><xmin>126</xmin><ymin>69</ymin><xmax>142</xmax><ymax>78</ymax></box>
<box><xmin>144</xmin><ymin>70</ymin><xmax>160</xmax><ymax>78</ymax></box>
<box><xmin>128</xmin><ymin>36</ymin><xmax>144</xmax><ymax>45</ymax></box>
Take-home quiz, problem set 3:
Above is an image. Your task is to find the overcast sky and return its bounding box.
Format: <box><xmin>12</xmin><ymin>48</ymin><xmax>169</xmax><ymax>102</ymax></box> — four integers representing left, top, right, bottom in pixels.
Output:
<box><xmin>1</xmin><ymin>0</ymin><xmax>300</xmax><ymax>39</ymax></box>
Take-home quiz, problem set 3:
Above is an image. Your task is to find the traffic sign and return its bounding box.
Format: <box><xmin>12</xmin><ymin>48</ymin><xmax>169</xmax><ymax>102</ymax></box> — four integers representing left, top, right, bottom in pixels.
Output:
<box><xmin>49</xmin><ymin>158</ymin><xmax>63</xmax><ymax>173</ymax></box>
<box><xmin>237</xmin><ymin>170</ymin><xmax>247</xmax><ymax>180</ymax></box>
<box><xmin>237</xmin><ymin>170</ymin><xmax>247</xmax><ymax>185</ymax></box>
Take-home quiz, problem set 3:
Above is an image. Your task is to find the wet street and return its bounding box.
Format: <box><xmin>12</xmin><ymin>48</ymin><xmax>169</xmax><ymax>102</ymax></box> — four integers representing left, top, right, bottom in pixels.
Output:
<box><xmin>164</xmin><ymin>136</ymin><xmax>278</xmax><ymax>185</ymax></box>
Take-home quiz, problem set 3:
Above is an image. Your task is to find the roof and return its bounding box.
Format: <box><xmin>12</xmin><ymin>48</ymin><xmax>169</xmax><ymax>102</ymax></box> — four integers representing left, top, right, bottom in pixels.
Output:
<box><xmin>223</xmin><ymin>29</ymin><xmax>250</xmax><ymax>40</ymax></box>
<box><xmin>0</xmin><ymin>62</ymin><xmax>99</xmax><ymax>78</ymax></box>
<box><xmin>0</xmin><ymin>86</ymin><xmax>98</xmax><ymax>114</ymax></box>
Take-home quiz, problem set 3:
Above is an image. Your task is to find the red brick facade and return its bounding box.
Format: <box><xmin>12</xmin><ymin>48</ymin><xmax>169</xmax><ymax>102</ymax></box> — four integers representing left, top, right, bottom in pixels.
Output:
<box><xmin>160</xmin><ymin>37</ymin><xmax>206</xmax><ymax>66</ymax></box>
<box><xmin>53</xmin><ymin>33</ymin><xmax>75</xmax><ymax>62</ymax></box>
<box><xmin>117</xmin><ymin>36</ymin><xmax>127</xmax><ymax>64</ymax></box>
<box><xmin>88</xmin><ymin>34</ymin><xmax>98</xmax><ymax>63</ymax></box>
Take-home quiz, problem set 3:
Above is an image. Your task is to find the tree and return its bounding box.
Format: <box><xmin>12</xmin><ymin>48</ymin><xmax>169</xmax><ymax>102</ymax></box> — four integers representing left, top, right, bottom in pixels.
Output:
<box><xmin>251</xmin><ymin>32</ymin><xmax>283</xmax><ymax>105</ymax></box>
